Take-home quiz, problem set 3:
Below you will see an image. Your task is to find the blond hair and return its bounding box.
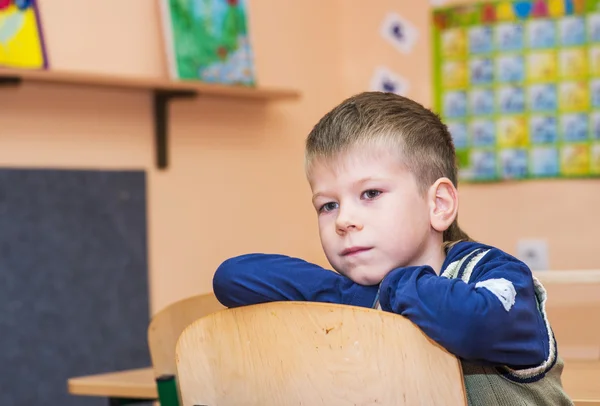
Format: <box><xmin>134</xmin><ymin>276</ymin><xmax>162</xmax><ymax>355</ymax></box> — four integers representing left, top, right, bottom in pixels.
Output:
<box><xmin>305</xmin><ymin>91</ymin><xmax>472</xmax><ymax>246</ymax></box>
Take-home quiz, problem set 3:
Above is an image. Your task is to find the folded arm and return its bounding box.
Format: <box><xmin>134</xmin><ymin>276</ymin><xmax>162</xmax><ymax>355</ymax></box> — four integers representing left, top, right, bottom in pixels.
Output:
<box><xmin>378</xmin><ymin>254</ymin><xmax>549</xmax><ymax>367</ymax></box>
<box><xmin>213</xmin><ymin>253</ymin><xmax>378</xmax><ymax>308</ymax></box>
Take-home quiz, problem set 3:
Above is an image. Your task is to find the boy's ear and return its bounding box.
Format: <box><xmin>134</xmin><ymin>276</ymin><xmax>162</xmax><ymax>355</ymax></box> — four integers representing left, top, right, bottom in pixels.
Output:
<box><xmin>427</xmin><ymin>177</ymin><xmax>459</xmax><ymax>233</ymax></box>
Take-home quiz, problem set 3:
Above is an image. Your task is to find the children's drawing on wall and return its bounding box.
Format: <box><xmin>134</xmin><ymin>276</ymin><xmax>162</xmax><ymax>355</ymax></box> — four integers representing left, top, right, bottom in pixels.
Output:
<box><xmin>379</xmin><ymin>12</ymin><xmax>418</xmax><ymax>54</ymax></box>
<box><xmin>528</xmin><ymin>84</ymin><xmax>558</xmax><ymax>112</ymax></box>
<box><xmin>470</xmin><ymin>88</ymin><xmax>495</xmax><ymax>115</ymax></box>
<box><xmin>531</xmin><ymin>146</ymin><xmax>559</xmax><ymax>177</ymax></box>
<box><xmin>160</xmin><ymin>0</ymin><xmax>256</xmax><ymax>86</ymax></box>
<box><xmin>496</xmin><ymin>54</ymin><xmax>525</xmax><ymax>83</ymax></box>
<box><xmin>470</xmin><ymin>119</ymin><xmax>495</xmax><ymax>147</ymax></box>
<box><xmin>500</xmin><ymin>148</ymin><xmax>528</xmax><ymax>179</ymax></box>
<box><xmin>369</xmin><ymin>66</ymin><xmax>409</xmax><ymax>96</ymax></box>
<box><xmin>0</xmin><ymin>0</ymin><xmax>47</xmax><ymax>69</ymax></box>
<box><xmin>530</xmin><ymin>115</ymin><xmax>558</xmax><ymax>144</ymax></box>
<box><xmin>432</xmin><ymin>0</ymin><xmax>600</xmax><ymax>182</ymax></box>
<box><xmin>591</xmin><ymin>144</ymin><xmax>600</xmax><ymax>174</ymax></box>
<box><xmin>469</xmin><ymin>57</ymin><xmax>493</xmax><ymax>85</ymax></box>
<box><xmin>443</xmin><ymin>90</ymin><xmax>467</xmax><ymax>118</ymax></box>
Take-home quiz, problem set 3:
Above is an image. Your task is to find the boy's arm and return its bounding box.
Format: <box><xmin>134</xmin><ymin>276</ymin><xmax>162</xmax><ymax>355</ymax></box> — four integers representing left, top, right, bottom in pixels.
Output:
<box><xmin>378</xmin><ymin>250</ymin><xmax>549</xmax><ymax>368</ymax></box>
<box><xmin>213</xmin><ymin>253</ymin><xmax>379</xmax><ymax>308</ymax></box>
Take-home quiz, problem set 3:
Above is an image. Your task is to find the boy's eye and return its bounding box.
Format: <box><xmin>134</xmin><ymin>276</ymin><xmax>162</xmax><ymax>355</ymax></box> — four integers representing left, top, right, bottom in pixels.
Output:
<box><xmin>362</xmin><ymin>189</ymin><xmax>381</xmax><ymax>199</ymax></box>
<box><xmin>319</xmin><ymin>202</ymin><xmax>338</xmax><ymax>213</ymax></box>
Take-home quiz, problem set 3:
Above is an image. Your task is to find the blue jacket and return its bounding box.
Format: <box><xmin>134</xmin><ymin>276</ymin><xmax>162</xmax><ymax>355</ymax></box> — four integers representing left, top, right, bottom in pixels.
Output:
<box><xmin>213</xmin><ymin>241</ymin><xmax>549</xmax><ymax>369</ymax></box>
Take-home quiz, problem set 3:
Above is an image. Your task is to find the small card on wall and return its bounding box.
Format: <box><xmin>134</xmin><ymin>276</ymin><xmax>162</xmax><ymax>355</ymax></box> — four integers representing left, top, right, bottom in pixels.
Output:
<box><xmin>369</xmin><ymin>66</ymin><xmax>409</xmax><ymax>96</ymax></box>
<box><xmin>380</xmin><ymin>12</ymin><xmax>419</xmax><ymax>54</ymax></box>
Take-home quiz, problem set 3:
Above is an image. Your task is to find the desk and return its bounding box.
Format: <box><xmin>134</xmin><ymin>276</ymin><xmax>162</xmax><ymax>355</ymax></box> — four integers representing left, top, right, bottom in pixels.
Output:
<box><xmin>534</xmin><ymin>270</ymin><xmax>600</xmax><ymax>285</ymax></box>
<box><xmin>533</xmin><ymin>270</ymin><xmax>600</xmax><ymax>361</ymax></box>
<box><xmin>563</xmin><ymin>360</ymin><xmax>600</xmax><ymax>406</ymax></box>
<box><xmin>67</xmin><ymin>367</ymin><xmax>157</xmax><ymax>405</ymax></box>
<box><xmin>68</xmin><ymin>361</ymin><xmax>599</xmax><ymax>405</ymax></box>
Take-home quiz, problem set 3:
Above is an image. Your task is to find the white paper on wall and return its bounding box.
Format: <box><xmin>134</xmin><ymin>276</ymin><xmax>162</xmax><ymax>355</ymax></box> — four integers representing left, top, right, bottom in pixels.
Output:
<box><xmin>369</xmin><ymin>66</ymin><xmax>410</xmax><ymax>96</ymax></box>
<box><xmin>380</xmin><ymin>12</ymin><xmax>419</xmax><ymax>54</ymax></box>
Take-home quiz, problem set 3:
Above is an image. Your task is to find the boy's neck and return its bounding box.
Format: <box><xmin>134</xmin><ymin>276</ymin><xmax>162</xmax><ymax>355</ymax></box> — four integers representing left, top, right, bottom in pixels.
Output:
<box><xmin>430</xmin><ymin>248</ymin><xmax>447</xmax><ymax>275</ymax></box>
<box><xmin>417</xmin><ymin>241</ymin><xmax>447</xmax><ymax>275</ymax></box>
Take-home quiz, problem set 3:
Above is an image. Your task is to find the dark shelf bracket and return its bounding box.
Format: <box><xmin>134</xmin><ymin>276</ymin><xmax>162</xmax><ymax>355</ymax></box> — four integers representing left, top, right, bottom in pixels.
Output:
<box><xmin>1</xmin><ymin>76</ymin><xmax>198</xmax><ymax>170</ymax></box>
<box><xmin>0</xmin><ymin>75</ymin><xmax>22</xmax><ymax>87</ymax></box>
<box><xmin>153</xmin><ymin>90</ymin><xmax>197</xmax><ymax>170</ymax></box>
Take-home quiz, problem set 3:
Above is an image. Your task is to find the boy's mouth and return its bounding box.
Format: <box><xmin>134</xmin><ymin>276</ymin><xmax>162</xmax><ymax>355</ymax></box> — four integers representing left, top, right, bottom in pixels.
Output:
<box><xmin>340</xmin><ymin>246</ymin><xmax>372</xmax><ymax>256</ymax></box>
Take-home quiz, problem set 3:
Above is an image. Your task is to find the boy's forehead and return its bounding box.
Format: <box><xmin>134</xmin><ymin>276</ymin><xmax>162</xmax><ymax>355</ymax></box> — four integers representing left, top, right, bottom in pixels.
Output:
<box><xmin>307</xmin><ymin>146</ymin><xmax>405</xmax><ymax>185</ymax></box>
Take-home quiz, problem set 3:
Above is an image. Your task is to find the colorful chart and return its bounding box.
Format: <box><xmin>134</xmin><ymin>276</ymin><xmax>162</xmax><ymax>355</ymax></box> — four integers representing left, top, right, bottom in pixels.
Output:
<box><xmin>432</xmin><ymin>0</ymin><xmax>600</xmax><ymax>181</ymax></box>
<box><xmin>0</xmin><ymin>0</ymin><xmax>47</xmax><ymax>69</ymax></box>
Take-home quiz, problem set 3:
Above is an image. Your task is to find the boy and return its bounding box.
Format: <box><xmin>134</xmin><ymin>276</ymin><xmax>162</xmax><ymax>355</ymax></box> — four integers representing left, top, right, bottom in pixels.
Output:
<box><xmin>213</xmin><ymin>92</ymin><xmax>573</xmax><ymax>405</ymax></box>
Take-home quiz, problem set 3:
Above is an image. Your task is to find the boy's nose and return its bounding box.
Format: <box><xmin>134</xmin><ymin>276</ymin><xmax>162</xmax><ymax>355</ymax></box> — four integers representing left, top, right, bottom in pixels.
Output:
<box><xmin>335</xmin><ymin>209</ymin><xmax>363</xmax><ymax>235</ymax></box>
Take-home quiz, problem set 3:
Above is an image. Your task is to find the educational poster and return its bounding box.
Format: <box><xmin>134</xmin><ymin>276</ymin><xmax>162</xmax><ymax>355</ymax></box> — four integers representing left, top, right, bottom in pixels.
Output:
<box><xmin>432</xmin><ymin>0</ymin><xmax>600</xmax><ymax>181</ymax></box>
<box><xmin>0</xmin><ymin>0</ymin><xmax>47</xmax><ymax>69</ymax></box>
<box><xmin>160</xmin><ymin>0</ymin><xmax>256</xmax><ymax>86</ymax></box>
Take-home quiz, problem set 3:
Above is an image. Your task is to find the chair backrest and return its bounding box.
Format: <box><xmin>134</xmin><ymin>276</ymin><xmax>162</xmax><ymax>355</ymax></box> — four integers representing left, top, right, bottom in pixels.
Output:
<box><xmin>175</xmin><ymin>301</ymin><xmax>467</xmax><ymax>406</ymax></box>
<box><xmin>148</xmin><ymin>292</ymin><xmax>225</xmax><ymax>378</ymax></box>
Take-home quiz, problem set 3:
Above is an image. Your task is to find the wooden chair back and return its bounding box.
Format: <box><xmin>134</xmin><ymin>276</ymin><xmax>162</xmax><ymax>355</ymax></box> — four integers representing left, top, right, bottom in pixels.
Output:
<box><xmin>175</xmin><ymin>301</ymin><xmax>467</xmax><ymax>406</ymax></box>
<box><xmin>148</xmin><ymin>292</ymin><xmax>225</xmax><ymax>378</ymax></box>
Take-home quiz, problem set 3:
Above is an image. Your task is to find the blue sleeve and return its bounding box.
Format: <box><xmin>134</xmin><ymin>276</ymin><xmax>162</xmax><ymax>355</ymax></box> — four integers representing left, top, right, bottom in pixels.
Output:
<box><xmin>378</xmin><ymin>253</ymin><xmax>548</xmax><ymax>367</ymax></box>
<box><xmin>213</xmin><ymin>253</ymin><xmax>379</xmax><ymax>309</ymax></box>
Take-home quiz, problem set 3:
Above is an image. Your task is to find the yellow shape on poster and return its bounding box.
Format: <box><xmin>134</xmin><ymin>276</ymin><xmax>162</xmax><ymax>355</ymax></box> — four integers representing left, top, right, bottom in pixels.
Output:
<box><xmin>590</xmin><ymin>47</ymin><xmax>600</xmax><ymax>77</ymax></box>
<box><xmin>527</xmin><ymin>52</ymin><xmax>557</xmax><ymax>82</ymax></box>
<box><xmin>442</xmin><ymin>61</ymin><xmax>467</xmax><ymax>89</ymax></box>
<box><xmin>497</xmin><ymin>117</ymin><xmax>528</xmax><ymax>148</ymax></box>
<box><xmin>559</xmin><ymin>49</ymin><xmax>588</xmax><ymax>79</ymax></box>
<box><xmin>561</xmin><ymin>145</ymin><xmax>589</xmax><ymax>176</ymax></box>
<box><xmin>559</xmin><ymin>81</ymin><xmax>590</xmax><ymax>111</ymax></box>
<box><xmin>0</xmin><ymin>4</ymin><xmax>46</xmax><ymax>69</ymax></box>
<box><xmin>591</xmin><ymin>144</ymin><xmax>600</xmax><ymax>175</ymax></box>
<box><xmin>548</xmin><ymin>0</ymin><xmax>565</xmax><ymax>17</ymax></box>
<box><xmin>496</xmin><ymin>2</ymin><xmax>515</xmax><ymax>21</ymax></box>
<box><xmin>441</xmin><ymin>28</ymin><xmax>466</xmax><ymax>59</ymax></box>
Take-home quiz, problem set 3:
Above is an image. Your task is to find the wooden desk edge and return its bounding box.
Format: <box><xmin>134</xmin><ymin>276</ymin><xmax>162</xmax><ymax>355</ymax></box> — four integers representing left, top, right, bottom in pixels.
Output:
<box><xmin>67</xmin><ymin>367</ymin><xmax>158</xmax><ymax>399</ymax></box>
<box><xmin>67</xmin><ymin>362</ymin><xmax>600</xmax><ymax>403</ymax></box>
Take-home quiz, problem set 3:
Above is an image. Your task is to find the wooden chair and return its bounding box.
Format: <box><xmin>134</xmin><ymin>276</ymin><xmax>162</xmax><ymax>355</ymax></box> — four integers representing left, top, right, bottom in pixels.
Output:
<box><xmin>147</xmin><ymin>292</ymin><xmax>225</xmax><ymax>405</ymax></box>
<box><xmin>175</xmin><ymin>301</ymin><xmax>467</xmax><ymax>406</ymax></box>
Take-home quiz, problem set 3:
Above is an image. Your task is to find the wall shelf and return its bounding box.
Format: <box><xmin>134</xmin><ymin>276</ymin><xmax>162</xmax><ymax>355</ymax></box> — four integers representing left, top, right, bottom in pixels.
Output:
<box><xmin>0</xmin><ymin>68</ymin><xmax>301</xmax><ymax>169</ymax></box>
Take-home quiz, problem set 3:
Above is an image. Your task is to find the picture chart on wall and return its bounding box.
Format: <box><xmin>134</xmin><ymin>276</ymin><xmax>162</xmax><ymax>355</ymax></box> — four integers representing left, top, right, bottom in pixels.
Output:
<box><xmin>432</xmin><ymin>0</ymin><xmax>600</xmax><ymax>182</ymax></box>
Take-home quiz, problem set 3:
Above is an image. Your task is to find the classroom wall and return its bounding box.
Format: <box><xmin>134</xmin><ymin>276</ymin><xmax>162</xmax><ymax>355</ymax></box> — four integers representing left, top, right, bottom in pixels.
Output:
<box><xmin>2</xmin><ymin>0</ymin><xmax>598</xmax><ymax>317</ymax></box>
<box><xmin>1</xmin><ymin>0</ymin><xmax>344</xmax><ymax>314</ymax></box>
<box><xmin>339</xmin><ymin>0</ymin><xmax>600</xmax><ymax>355</ymax></box>
<box><xmin>339</xmin><ymin>0</ymin><xmax>600</xmax><ymax>270</ymax></box>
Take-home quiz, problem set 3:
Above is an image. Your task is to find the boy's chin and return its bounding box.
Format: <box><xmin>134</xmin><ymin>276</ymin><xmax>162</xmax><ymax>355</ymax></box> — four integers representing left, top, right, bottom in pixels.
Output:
<box><xmin>339</xmin><ymin>268</ymin><xmax>385</xmax><ymax>286</ymax></box>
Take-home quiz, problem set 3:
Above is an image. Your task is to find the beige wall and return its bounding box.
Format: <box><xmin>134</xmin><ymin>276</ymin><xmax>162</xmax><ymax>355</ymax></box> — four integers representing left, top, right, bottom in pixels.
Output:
<box><xmin>339</xmin><ymin>1</ymin><xmax>600</xmax><ymax>269</ymax></box>
<box><xmin>3</xmin><ymin>0</ymin><xmax>342</xmax><ymax>314</ymax></box>
<box><xmin>3</xmin><ymin>1</ymin><xmax>598</xmax><ymax>315</ymax></box>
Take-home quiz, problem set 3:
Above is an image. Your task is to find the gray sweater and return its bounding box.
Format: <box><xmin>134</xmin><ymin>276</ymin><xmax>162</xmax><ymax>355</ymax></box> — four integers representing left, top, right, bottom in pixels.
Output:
<box><xmin>444</xmin><ymin>248</ymin><xmax>573</xmax><ymax>405</ymax></box>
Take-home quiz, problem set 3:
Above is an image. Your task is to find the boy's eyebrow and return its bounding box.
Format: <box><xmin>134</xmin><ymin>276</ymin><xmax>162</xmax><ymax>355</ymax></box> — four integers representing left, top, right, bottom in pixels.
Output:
<box><xmin>311</xmin><ymin>177</ymin><xmax>388</xmax><ymax>203</ymax></box>
<box><xmin>311</xmin><ymin>192</ymin><xmax>326</xmax><ymax>204</ymax></box>
<box><xmin>354</xmin><ymin>176</ymin><xmax>387</xmax><ymax>185</ymax></box>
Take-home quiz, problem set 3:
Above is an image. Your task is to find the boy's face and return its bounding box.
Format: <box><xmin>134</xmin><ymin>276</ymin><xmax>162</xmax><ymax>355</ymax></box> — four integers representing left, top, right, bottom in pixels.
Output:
<box><xmin>308</xmin><ymin>145</ymin><xmax>441</xmax><ymax>286</ymax></box>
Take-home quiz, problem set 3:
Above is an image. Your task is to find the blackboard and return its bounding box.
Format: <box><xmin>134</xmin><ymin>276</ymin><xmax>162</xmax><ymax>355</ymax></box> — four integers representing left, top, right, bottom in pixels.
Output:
<box><xmin>0</xmin><ymin>168</ymin><xmax>151</xmax><ymax>405</ymax></box>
